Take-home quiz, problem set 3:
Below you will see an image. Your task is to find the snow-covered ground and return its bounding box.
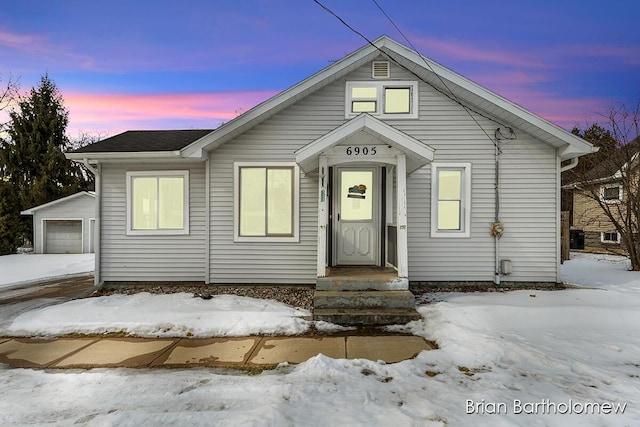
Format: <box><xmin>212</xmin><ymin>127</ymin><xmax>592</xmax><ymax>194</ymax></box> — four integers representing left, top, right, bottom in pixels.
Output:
<box><xmin>1</xmin><ymin>252</ymin><xmax>639</xmax><ymax>425</ymax></box>
<box><xmin>0</xmin><ymin>253</ymin><xmax>94</xmax><ymax>289</ymax></box>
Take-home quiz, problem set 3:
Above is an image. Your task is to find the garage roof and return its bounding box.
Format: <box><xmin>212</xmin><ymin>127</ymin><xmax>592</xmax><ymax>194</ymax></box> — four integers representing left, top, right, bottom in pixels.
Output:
<box><xmin>20</xmin><ymin>192</ymin><xmax>96</xmax><ymax>215</ymax></box>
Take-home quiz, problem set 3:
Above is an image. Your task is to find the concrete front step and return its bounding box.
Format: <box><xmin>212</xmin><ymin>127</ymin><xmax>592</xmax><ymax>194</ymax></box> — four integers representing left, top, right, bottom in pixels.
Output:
<box><xmin>313</xmin><ymin>308</ymin><xmax>421</xmax><ymax>326</ymax></box>
<box><xmin>314</xmin><ymin>290</ymin><xmax>416</xmax><ymax>310</ymax></box>
<box><xmin>316</xmin><ymin>276</ymin><xmax>408</xmax><ymax>291</ymax></box>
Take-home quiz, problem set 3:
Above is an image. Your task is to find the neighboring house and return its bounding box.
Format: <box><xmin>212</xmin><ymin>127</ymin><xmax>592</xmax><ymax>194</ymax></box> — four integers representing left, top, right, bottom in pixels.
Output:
<box><xmin>565</xmin><ymin>140</ymin><xmax>640</xmax><ymax>252</ymax></box>
<box><xmin>571</xmin><ymin>185</ymin><xmax>623</xmax><ymax>250</ymax></box>
<box><xmin>66</xmin><ymin>36</ymin><xmax>595</xmax><ymax>288</ymax></box>
<box><xmin>21</xmin><ymin>191</ymin><xmax>96</xmax><ymax>254</ymax></box>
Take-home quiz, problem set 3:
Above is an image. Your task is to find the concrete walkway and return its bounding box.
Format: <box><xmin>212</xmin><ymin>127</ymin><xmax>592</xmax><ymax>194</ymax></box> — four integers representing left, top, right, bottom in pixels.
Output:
<box><xmin>0</xmin><ymin>335</ymin><xmax>436</xmax><ymax>369</ymax></box>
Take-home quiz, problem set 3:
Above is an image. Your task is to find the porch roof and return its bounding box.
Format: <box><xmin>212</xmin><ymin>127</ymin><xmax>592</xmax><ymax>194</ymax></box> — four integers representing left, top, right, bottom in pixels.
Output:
<box><xmin>295</xmin><ymin>113</ymin><xmax>434</xmax><ymax>174</ymax></box>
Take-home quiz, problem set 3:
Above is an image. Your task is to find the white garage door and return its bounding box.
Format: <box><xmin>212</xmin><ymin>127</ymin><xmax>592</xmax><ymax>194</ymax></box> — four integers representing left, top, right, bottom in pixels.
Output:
<box><xmin>44</xmin><ymin>220</ymin><xmax>82</xmax><ymax>254</ymax></box>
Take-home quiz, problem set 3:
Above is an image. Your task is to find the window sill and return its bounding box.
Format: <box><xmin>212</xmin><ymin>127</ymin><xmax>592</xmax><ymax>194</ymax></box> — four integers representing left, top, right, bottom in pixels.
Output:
<box><xmin>431</xmin><ymin>231</ymin><xmax>470</xmax><ymax>238</ymax></box>
<box><xmin>127</xmin><ymin>229</ymin><xmax>189</xmax><ymax>236</ymax></box>
<box><xmin>234</xmin><ymin>236</ymin><xmax>299</xmax><ymax>243</ymax></box>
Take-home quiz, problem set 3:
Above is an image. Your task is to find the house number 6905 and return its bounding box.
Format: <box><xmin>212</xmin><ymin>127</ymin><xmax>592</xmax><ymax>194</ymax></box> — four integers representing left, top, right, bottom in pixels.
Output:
<box><xmin>346</xmin><ymin>146</ymin><xmax>376</xmax><ymax>156</ymax></box>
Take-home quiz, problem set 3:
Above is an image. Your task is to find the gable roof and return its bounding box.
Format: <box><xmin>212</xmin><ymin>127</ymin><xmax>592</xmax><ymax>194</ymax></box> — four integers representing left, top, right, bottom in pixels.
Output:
<box><xmin>564</xmin><ymin>137</ymin><xmax>640</xmax><ymax>187</ymax></box>
<box><xmin>181</xmin><ymin>36</ymin><xmax>595</xmax><ymax>161</ymax></box>
<box><xmin>295</xmin><ymin>113</ymin><xmax>434</xmax><ymax>174</ymax></box>
<box><xmin>20</xmin><ymin>191</ymin><xmax>95</xmax><ymax>215</ymax></box>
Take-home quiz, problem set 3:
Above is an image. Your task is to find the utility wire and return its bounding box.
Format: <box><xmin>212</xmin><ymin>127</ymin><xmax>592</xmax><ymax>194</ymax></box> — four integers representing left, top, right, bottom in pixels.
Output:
<box><xmin>313</xmin><ymin>0</ymin><xmax>508</xmax><ymax>148</ymax></box>
<box><xmin>370</xmin><ymin>0</ymin><xmax>505</xmax><ymax>148</ymax></box>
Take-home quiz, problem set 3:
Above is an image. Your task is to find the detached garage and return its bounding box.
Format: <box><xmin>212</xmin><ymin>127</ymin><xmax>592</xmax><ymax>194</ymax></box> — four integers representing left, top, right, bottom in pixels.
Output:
<box><xmin>21</xmin><ymin>192</ymin><xmax>96</xmax><ymax>254</ymax></box>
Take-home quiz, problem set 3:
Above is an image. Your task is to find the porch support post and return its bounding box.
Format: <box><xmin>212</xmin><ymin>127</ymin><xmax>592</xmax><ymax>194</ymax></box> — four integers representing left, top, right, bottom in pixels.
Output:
<box><xmin>316</xmin><ymin>156</ymin><xmax>328</xmax><ymax>277</ymax></box>
<box><xmin>396</xmin><ymin>154</ymin><xmax>409</xmax><ymax>278</ymax></box>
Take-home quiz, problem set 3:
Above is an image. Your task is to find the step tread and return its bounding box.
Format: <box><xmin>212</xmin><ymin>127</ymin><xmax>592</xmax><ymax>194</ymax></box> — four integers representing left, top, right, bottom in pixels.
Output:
<box><xmin>313</xmin><ymin>308</ymin><xmax>421</xmax><ymax>326</ymax></box>
<box><xmin>314</xmin><ymin>290</ymin><xmax>416</xmax><ymax>309</ymax></box>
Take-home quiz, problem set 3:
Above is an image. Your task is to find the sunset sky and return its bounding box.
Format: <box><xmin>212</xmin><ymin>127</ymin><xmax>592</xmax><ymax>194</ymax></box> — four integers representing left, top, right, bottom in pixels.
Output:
<box><xmin>1</xmin><ymin>0</ymin><xmax>639</xmax><ymax>139</ymax></box>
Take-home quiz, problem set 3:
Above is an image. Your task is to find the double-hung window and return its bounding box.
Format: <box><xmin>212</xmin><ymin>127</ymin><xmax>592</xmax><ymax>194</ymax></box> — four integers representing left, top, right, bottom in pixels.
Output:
<box><xmin>431</xmin><ymin>163</ymin><xmax>471</xmax><ymax>238</ymax></box>
<box><xmin>235</xmin><ymin>162</ymin><xmax>299</xmax><ymax>242</ymax></box>
<box><xmin>346</xmin><ymin>81</ymin><xmax>418</xmax><ymax>119</ymax></box>
<box><xmin>126</xmin><ymin>170</ymin><xmax>189</xmax><ymax>235</ymax></box>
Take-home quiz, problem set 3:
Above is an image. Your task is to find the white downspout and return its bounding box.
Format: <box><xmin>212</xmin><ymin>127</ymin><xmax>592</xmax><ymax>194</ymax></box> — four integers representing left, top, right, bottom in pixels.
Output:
<box><xmin>82</xmin><ymin>159</ymin><xmax>101</xmax><ymax>288</ymax></box>
<box><xmin>560</xmin><ymin>157</ymin><xmax>579</xmax><ymax>173</ymax></box>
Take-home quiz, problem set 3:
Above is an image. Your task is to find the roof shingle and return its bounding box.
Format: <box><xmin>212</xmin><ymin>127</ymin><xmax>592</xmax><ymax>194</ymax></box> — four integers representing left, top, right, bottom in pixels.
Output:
<box><xmin>70</xmin><ymin>129</ymin><xmax>215</xmax><ymax>153</ymax></box>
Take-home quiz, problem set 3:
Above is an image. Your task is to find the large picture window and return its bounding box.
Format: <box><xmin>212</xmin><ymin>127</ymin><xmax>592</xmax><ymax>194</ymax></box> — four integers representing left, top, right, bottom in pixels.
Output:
<box><xmin>126</xmin><ymin>171</ymin><xmax>189</xmax><ymax>235</ymax></box>
<box><xmin>235</xmin><ymin>163</ymin><xmax>299</xmax><ymax>242</ymax></box>
<box><xmin>431</xmin><ymin>163</ymin><xmax>471</xmax><ymax>238</ymax></box>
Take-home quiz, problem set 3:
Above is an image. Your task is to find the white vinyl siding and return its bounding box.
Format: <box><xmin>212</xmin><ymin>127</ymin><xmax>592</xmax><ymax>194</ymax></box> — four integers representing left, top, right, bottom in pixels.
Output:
<box><xmin>100</xmin><ymin>163</ymin><xmax>206</xmax><ymax>282</ymax></box>
<box><xmin>203</xmin><ymin>57</ymin><xmax>559</xmax><ymax>284</ymax></box>
<box><xmin>126</xmin><ymin>171</ymin><xmax>189</xmax><ymax>235</ymax></box>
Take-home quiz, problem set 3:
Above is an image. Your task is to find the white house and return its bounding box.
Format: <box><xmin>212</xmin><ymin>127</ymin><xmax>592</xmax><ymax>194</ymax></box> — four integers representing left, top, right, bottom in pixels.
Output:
<box><xmin>66</xmin><ymin>36</ymin><xmax>595</xmax><ymax>294</ymax></box>
<box><xmin>21</xmin><ymin>191</ymin><xmax>96</xmax><ymax>254</ymax></box>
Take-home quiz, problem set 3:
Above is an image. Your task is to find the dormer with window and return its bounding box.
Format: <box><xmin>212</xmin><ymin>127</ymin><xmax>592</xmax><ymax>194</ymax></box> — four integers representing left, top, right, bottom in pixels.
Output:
<box><xmin>345</xmin><ymin>62</ymin><xmax>418</xmax><ymax>119</ymax></box>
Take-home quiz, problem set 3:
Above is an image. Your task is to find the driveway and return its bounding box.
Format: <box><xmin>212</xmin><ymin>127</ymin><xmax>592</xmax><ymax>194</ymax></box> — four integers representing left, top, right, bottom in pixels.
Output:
<box><xmin>0</xmin><ymin>274</ymin><xmax>94</xmax><ymax>331</ymax></box>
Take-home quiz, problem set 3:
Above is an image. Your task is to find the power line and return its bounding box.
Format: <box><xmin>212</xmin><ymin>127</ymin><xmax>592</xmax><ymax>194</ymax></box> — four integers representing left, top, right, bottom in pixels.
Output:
<box><xmin>313</xmin><ymin>0</ymin><xmax>509</xmax><ymax>147</ymax></box>
<box><xmin>370</xmin><ymin>0</ymin><xmax>505</xmax><ymax>147</ymax></box>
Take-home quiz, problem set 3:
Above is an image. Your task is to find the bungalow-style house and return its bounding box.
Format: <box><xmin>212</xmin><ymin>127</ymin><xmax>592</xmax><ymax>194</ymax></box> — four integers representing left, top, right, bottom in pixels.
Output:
<box><xmin>66</xmin><ymin>36</ymin><xmax>595</xmax><ymax>323</ymax></box>
<box><xmin>21</xmin><ymin>191</ymin><xmax>96</xmax><ymax>254</ymax></box>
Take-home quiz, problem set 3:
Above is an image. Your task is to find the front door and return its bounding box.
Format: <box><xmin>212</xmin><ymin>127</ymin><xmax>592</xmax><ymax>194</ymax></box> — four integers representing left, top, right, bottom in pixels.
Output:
<box><xmin>335</xmin><ymin>167</ymin><xmax>379</xmax><ymax>265</ymax></box>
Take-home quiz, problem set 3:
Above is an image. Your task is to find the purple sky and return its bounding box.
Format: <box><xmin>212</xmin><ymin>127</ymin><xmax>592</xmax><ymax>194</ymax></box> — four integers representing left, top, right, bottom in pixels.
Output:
<box><xmin>1</xmin><ymin>0</ymin><xmax>639</xmax><ymax>138</ymax></box>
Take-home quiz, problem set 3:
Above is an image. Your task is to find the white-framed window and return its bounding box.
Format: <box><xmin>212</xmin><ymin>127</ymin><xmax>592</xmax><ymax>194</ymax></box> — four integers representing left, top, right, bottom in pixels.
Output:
<box><xmin>234</xmin><ymin>162</ymin><xmax>299</xmax><ymax>242</ymax></box>
<box><xmin>126</xmin><ymin>170</ymin><xmax>189</xmax><ymax>235</ymax></box>
<box><xmin>345</xmin><ymin>81</ymin><xmax>418</xmax><ymax>119</ymax></box>
<box><xmin>601</xmin><ymin>184</ymin><xmax>622</xmax><ymax>203</ymax></box>
<box><xmin>601</xmin><ymin>231</ymin><xmax>620</xmax><ymax>244</ymax></box>
<box><xmin>431</xmin><ymin>163</ymin><xmax>471</xmax><ymax>238</ymax></box>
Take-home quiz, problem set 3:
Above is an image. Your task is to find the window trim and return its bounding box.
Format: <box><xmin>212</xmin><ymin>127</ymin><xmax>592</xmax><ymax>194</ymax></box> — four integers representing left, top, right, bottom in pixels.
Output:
<box><xmin>345</xmin><ymin>81</ymin><xmax>418</xmax><ymax>119</ymax></box>
<box><xmin>430</xmin><ymin>163</ymin><xmax>471</xmax><ymax>238</ymax></box>
<box><xmin>233</xmin><ymin>162</ymin><xmax>300</xmax><ymax>243</ymax></box>
<box><xmin>600</xmin><ymin>184</ymin><xmax>622</xmax><ymax>204</ymax></box>
<box><xmin>601</xmin><ymin>231</ymin><xmax>620</xmax><ymax>244</ymax></box>
<box><xmin>126</xmin><ymin>170</ymin><xmax>190</xmax><ymax>236</ymax></box>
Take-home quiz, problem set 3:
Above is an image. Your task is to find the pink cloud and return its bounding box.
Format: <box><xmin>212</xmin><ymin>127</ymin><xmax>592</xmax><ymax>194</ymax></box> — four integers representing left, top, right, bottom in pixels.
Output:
<box><xmin>413</xmin><ymin>36</ymin><xmax>548</xmax><ymax>69</ymax></box>
<box><xmin>472</xmin><ymin>76</ymin><xmax>605</xmax><ymax>130</ymax></box>
<box><xmin>0</xmin><ymin>28</ymin><xmax>94</xmax><ymax>69</ymax></box>
<box><xmin>63</xmin><ymin>90</ymin><xmax>279</xmax><ymax>137</ymax></box>
<box><xmin>0</xmin><ymin>29</ymin><xmax>45</xmax><ymax>49</ymax></box>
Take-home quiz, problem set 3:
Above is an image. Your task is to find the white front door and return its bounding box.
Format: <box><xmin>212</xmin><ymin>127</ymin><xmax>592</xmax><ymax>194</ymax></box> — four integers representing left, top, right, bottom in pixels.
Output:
<box><xmin>335</xmin><ymin>167</ymin><xmax>378</xmax><ymax>265</ymax></box>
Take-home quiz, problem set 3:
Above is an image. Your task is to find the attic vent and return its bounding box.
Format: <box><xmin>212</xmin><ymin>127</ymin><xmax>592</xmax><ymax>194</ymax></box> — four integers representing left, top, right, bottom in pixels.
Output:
<box><xmin>372</xmin><ymin>61</ymin><xmax>390</xmax><ymax>79</ymax></box>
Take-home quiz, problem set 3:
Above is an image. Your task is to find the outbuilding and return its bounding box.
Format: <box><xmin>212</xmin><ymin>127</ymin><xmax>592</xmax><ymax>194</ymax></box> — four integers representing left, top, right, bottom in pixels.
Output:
<box><xmin>21</xmin><ymin>191</ymin><xmax>96</xmax><ymax>254</ymax></box>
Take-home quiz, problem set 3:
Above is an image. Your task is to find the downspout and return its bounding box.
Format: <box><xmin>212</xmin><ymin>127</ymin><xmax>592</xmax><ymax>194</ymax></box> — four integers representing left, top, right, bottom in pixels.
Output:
<box><xmin>560</xmin><ymin>157</ymin><xmax>579</xmax><ymax>173</ymax></box>
<box><xmin>82</xmin><ymin>159</ymin><xmax>102</xmax><ymax>291</ymax></box>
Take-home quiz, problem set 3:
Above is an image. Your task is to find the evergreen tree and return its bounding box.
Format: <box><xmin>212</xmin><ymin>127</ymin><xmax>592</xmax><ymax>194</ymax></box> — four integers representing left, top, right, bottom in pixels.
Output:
<box><xmin>0</xmin><ymin>74</ymin><xmax>92</xmax><ymax>254</ymax></box>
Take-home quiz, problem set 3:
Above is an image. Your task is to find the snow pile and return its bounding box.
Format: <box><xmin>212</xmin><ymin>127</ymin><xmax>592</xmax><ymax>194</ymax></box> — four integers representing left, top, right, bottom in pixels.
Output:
<box><xmin>0</xmin><ymin>254</ymin><xmax>93</xmax><ymax>289</ymax></box>
<box><xmin>7</xmin><ymin>293</ymin><xmax>311</xmax><ymax>337</ymax></box>
<box><xmin>1</xmin><ymin>252</ymin><xmax>639</xmax><ymax>425</ymax></box>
